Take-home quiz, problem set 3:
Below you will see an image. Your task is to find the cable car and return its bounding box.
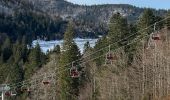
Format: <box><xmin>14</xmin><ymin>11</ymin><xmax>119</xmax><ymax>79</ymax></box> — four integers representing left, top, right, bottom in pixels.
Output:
<box><xmin>11</xmin><ymin>90</ymin><xmax>17</xmax><ymax>96</ymax></box>
<box><xmin>21</xmin><ymin>86</ymin><xmax>31</xmax><ymax>92</ymax></box>
<box><xmin>151</xmin><ymin>23</ymin><xmax>161</xmax><ymax>41</ymax></box>
<box><xmin>21</xmin><ymin>82</ymin><xmax>30</xmax><ymax>92</ymax></box>
<box><xmin>70</xmin><ymin>62</ymin><xmax>80</xmax><ymax>78</ymax></box>
<box><xmin>105</xmin><ymin>53</ymin><xmax>115</xmax><ymax>65</ymax></box>
<box><xmin>42</xmin><ymin>81</ymin><xmax>50</xmax><ymax>85</ymax></box>
<box><xmin>27</xmin><ymin>88</ymin><xmax>31</xmax><ymax>92</ymax></box>
<box><xmin>21</xmin><ymin>86</ymin><xmax>27</xmax><ymax>91</ymax></box>
<box><xmin>5</xmin><ymin>91</ymin><xmax>11</xmax><ymax>96</ymax></box>
<box><xmin>152</xmin><ymin>33</ymin><xmax>161</xmax><ymax>40</ymax></box>
<box><xmin>27</xmin><ymin>88</ymin><xmax>31</xmax><ymax>95</ymax></box>
<box><xmin>106</xmin><ymin>53</ymin><xmax>114</xmax><ymax>60</ymax></box>
<box><xmin>105</xmin><ymin>45</ymin><xmax>117</xmax><ymax>65</ymax></box>
<box><xmin>4</xmin><ymin>90</ymin><xmax>16</xmax><ymax>96</ymax></box>
<box><xmin>147</xmin><ymin>24</ymin><xmax>161</xmax><ymax>49</ymax></box>
<box><xmin>42</xmin><ymin>73</ymin><xmax>50</xmax><ymax>85</ymax></box>
<box><xmin>70</xmin><ymin>67</ymin><xmax>80</xmax><ymax>78</ymax></box>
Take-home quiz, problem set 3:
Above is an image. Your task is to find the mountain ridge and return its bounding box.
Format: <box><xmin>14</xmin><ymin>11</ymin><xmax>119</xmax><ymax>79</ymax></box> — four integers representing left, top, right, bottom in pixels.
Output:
<box><xmin>0</xmin><ymin>0</ymin><xmax>168</xmax><ymax>40</ymax></box>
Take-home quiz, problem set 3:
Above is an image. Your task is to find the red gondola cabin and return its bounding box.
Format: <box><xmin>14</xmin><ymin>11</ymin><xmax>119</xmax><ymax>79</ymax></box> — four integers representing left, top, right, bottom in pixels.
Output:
<box><xmin>106</xmin><ymin>53</ymin><xmax>114</xmax><ymax>60</ymax></box>
<box><xmin>5</xmin><ymin>91</ymin><xmax>11</xmax><ymax>96</ymax></box>
<box><xmin>70</xmin><ymin>67</ymin><xmax>79</xmax><ymax>78</ymax></box>
<box><xmin>152</xmin><ymin>34</ymin><xmax>161</xmax><ymax>40</ymax></box>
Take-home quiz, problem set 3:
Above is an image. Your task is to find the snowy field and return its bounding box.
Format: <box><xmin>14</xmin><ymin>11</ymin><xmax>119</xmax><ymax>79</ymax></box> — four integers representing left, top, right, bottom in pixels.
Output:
<box><xmin>32</xmin><ymin>38</ymin><xmax>99</xmax><ymax>54</ymax></box>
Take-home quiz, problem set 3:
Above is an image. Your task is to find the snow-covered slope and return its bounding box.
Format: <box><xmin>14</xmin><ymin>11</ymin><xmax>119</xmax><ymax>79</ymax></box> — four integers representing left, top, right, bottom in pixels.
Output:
<box><xmin>32</xmin><ymin>38</ymin><xmax>98</xmax><ymax>53</ymax></box>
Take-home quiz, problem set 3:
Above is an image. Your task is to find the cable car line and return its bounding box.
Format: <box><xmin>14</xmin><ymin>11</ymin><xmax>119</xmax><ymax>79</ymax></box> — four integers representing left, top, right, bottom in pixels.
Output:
<box><xmin>5</xmin><ymin>27</ymin><xmax>151</xmax><ymax>92</ymax></box>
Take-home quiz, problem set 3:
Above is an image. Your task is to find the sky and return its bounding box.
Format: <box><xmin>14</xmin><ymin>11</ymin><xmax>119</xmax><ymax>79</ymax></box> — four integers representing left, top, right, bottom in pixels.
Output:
<box><xmin>66</xmin><ymin>0</ymin><xmax>170</xmax><ymax>10</ymax></box>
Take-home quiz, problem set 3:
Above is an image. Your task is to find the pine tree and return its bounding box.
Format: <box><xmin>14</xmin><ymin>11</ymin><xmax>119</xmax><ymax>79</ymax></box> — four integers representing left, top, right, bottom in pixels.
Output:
<box><xmin>21</xmin><ymin>36</ymin><xmax>28</xmax><ymax>62</ymax></box>
<box><xmin>93</xmin><ymin>13</ymin><xmax>129</xmax><ymax>66</ymax></box>
<box><xmin>1</xmin><ymin>37</ymin><xmax>13</xmax><ymax>62</ymax></box>
<box><xmin>24</xmin><ymin>43</ymin><xmax>44</xmax><ymax>79</ymax></box>
<box><xmin>0</xmin><ymin>37</ymin><xmax>25</xmax><ymax>87</ymax></box>
<box><xmin>59</xmin><ymin>22</ymin><xmax>81</xmax><ymax>100</ymax></box>
<box><xmin>0</xmin><ymin>64</ymin><xmax>9</xmax><ymax>84</ymax></box>
<box><xmin>166</xmin><ymin>10</ymin><xmax>170</xmax><ymax>29</ymax></box>
<box><xmin>13</xmin><ymin>41</ymin><xmax>23</xmax><ymax>63</ymax></box>
<box><xmin>0</xmin><ymin>37</ymin><xmax>12</xmax><ymax>83</ymax></box>
<box><xmin>137</xmin><ymin>9</ymin><xmax>155</xmax><ymax>37</ymax></box>
<box><xmin>8</xmin><ymin>63</ymin><xmax>23</xmax><ymax>84</ymax></box>
<box><xmin>154</xmin><ymin>16</ymin><xmax>163</xmax><ymax>30</ymax></box>
<box><xmin>94</xmin><ymin>36</ymin><xmax>108</xmax><ymax>66</ymax></box>
<box><xmin>125</xmin><ymin>24</ymin><xmax>138</xmax><ymax>65</ymax></box>
<box><xmin>63</xmin><ymin>22</ymin><xmax>75</xmax><ymax>50</ymax></box>
<box><xmin>108</xmin><ymin>12</ymin><xmax>129</xmax><ymax>48</ymax></box>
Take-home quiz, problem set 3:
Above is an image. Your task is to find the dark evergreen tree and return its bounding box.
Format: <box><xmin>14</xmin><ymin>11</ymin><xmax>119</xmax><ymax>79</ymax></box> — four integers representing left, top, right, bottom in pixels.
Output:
<box><xmin>0</xmin><ymin>64</ymin><xmax>9</xmax><ymax>84</ymax></box>
<box><xmin>94</xmin><ymin>13</ymin><xmax>129</xmax><ymax>66</ymax></box>
<box><xmin>1</xmin><ymin>37</ymin><xmax>13</xmax><ymax>62</ymax></box>
<box><xmin>8</xmin><ymin>63</ymin><xmax>23</xmax><ymax>84</ymax></box>
<box><xmin>137</xmin><ymin>9</ymin><xmax>155</xmax><ymax>37</ymax></box>
<box><xmin>154</xmin><ymin>16</ymin><xmax>163</xmax><ymax>30</ymax></box>
<box><xmin>21</xmin><ymin>36</ymin><xmax>28</xmax><ymax>62</ymax></box>
<box><xmin>166</xmin><ymin>10</ymin><xmax>170</xmax><ymax>29</ymax></box>
<box><xmin>13</xmin><ymin>41</ymin><xmax>23</xmax><ymax>63</ymax></box>
<box><xmin>24</xmin><ymin>43</ymin><xmax>45</xmax><ymax>79</ymax></box>
<box><xmin>63</xmin><ymin>22</ymin><xmax>75</xmax><ymax>49</ymax></box>
<box><xmin>108</xmin><ymin>12</ymin><xmax>129</xmax><ymax>48</ymax></box>
<box><xmin>94</xmin><ymin>36</ymin><xmax>108</xmax><ymax>66</ymax></box>
<box><xmin>59</xmin><ymin>22</ymin><xmax>81</xmax><ymax>100</ymax></box>
<box><xmin>0</xmin><ymin>35</ymin><xmax>25</xmax><ymax>85</ymax></box>
<box><xmin>125</xmin><ymin>24</ymin><xmax>138</xmax><ymax>65</ymax></box>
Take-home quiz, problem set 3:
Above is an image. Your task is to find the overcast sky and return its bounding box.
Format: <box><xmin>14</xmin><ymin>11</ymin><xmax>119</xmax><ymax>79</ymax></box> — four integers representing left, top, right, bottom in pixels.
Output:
<box><xmin>66</xmin><ymin>0</ymin><xmax>170</xmax><ymax>10</ymax></box>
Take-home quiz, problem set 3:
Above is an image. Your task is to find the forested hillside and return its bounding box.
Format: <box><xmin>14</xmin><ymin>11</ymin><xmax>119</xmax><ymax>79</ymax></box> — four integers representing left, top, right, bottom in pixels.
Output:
<box><xmin>0</xmin><ymin>8</ymin><xmax>170</xmax><ymax>100</ymax></box>
<box><xmin>1</xmin><ymin>0</ymin><xmax>170</xmax><ymax>99</ymax></box>
<box><xmin>0</xmin><ymin>0</ymin><xmax>168</xmax><ymax>42</ymax></box>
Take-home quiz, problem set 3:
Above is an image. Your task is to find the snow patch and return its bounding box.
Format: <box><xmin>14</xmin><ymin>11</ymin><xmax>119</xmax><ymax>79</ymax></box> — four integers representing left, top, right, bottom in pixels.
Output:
<box><xmin>32</xmin><ymin>38</ymin><xmax>98</xmax><ymax>54</ymax></box>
